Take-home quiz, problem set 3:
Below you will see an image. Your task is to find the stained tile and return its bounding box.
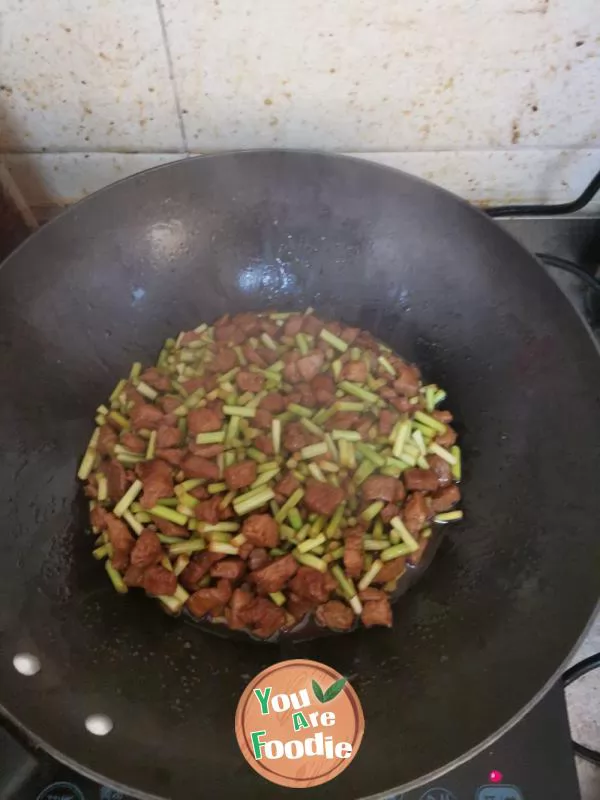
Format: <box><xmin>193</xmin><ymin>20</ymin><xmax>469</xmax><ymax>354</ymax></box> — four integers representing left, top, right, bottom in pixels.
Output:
<box><xmin>162</xmin><ymin>0</ymin><xmax>600</xmax><ymax>151</ymax></box>
<box><xmin>5</xmin><ymin>149</ymin><xmax>600</xmax><ymax>215</ymax></box>
<box><xmin>0</xmin><ymin>0</ymin><xmax>182</xmax><ymax>152</ymax></box>
<box><xmin>4</xmin><ymin>152</ymin><xmax>185</xmax><ymax>213</ymax></box>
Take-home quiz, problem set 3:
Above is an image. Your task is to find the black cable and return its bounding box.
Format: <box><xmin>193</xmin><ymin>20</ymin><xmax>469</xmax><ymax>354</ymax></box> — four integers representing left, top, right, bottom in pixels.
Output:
<box><xmin>536</xmin><ymin>253</ymin><xmax>600</xmax><ymax>295</ymax></box>
<box><xmin>562</xmin><ymin>652</ymin><xmax>600</xmax><ymax>766</ymax></box>
<box><xmin>487</xmin><ymin>166</ymin><xmax>600</xmax><ymax>218</ymax></box>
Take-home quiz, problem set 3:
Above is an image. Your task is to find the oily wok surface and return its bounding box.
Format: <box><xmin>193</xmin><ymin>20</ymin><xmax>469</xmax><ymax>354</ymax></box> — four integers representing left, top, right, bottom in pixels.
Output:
<box><xmin>0</xmin><ymin>151</ymin><xmax>599</xmax><ymax>799</ymax></box>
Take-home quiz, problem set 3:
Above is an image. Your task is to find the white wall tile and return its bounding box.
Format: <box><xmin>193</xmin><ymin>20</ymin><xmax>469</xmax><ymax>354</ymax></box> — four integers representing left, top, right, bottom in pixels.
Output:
<box><xmin>162</xmin><ymin>0</ymin><xmax>600</xmax><ymax>151</ymax></box>
<box><xmin>1</xmin><ymin>0</ymin><xmax>599</xmax><ymax>210</ymax></box>
<box><xmin>0</xmin><ymin>0</ymin><xmax>182</xmax><ymax>152</ymax></box>
<box><xmin>5</xmin><ymin>149</ymin><xmax>599</xmax><ymax>217</ymax></box>
<box><xmin>3</xmin><ymin>152</ymin><xmax>185</xmax><ymax>208</ymax></box>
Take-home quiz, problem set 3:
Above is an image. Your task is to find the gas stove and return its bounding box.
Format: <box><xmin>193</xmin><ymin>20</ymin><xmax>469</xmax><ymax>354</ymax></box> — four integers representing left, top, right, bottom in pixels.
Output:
<box><xmin>0</xmin><ymin>214</ymin><xmax>598</xmax><ymax>800</ymax></box>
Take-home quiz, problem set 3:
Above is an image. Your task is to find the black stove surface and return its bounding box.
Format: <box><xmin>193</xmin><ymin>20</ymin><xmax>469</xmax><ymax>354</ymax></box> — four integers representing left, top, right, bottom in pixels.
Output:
<box><xmin>0</xmin><ymin>684</ymin><xmax>580</xmax><ymax>799</ymax></box>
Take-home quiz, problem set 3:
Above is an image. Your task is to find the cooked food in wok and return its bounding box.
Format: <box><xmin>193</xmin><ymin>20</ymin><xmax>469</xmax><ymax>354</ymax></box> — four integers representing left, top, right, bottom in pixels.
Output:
<box><xmin>79</xmin><ymin>310</ymin><xmax>462</xmax><ymax>639</ymax></box>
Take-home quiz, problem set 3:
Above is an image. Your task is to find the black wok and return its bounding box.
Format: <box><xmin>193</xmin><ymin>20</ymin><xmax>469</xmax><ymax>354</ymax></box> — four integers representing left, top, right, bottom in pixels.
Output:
<box><xmin>1</xmin><ymin>150</ymin><xmax>599</xmax><ymax>799</ymax></box>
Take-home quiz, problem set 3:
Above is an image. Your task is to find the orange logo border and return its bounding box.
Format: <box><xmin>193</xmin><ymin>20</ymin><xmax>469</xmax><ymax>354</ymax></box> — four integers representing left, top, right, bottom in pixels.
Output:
<box><xmin>235</xmin><ymin>658</ymin><xmax>365</xmax><ymax>788</ymax></box>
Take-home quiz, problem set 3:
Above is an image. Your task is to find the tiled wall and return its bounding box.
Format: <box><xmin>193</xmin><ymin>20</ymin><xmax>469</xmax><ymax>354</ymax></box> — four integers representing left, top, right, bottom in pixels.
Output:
<box><xmin>1</xmin><ymin>0</ymin><xmax>599</xmax><ymax>217</ymax></box>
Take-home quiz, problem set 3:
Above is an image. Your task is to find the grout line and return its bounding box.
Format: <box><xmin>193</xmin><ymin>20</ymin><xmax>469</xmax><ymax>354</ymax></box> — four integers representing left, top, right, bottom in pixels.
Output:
<box><xmin>154</xmin><ymin>0</ymin><xmax>189</xmax><ymax>154</ymax></box>
<box><xmin>1</xmin><ymin>146</ymin><xmax>600</xmax><ymax>157</ymax></box>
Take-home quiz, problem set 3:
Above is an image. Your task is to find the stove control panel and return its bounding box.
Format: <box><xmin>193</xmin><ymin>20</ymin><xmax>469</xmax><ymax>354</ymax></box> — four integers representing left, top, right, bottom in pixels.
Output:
<box><xmin>475</xmin><ymin>787</ymin><xmax>524</xmax><ymax>800</ymax></box>
<box><xmin>396</xmin><ymin>785</ymin><xmax>525</xmax><ymax>799</ymax></box>
<box><xmin>398</xmin><ymin>786</ymin><xmax>524</xmax><ymax>800</ymax></box>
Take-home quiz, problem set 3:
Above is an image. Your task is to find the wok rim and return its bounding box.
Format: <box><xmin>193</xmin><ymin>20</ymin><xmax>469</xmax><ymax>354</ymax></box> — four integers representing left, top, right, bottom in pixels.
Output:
<box><xmin>0</xmin><ymin>148</ymin><xmax>598</xmax><ymax>798</ymax></box>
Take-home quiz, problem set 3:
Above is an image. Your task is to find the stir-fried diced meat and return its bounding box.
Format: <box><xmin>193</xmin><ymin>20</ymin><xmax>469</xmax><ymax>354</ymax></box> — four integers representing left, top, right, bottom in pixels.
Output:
<box><xmin>225</xmin><ymin>588</ymin><xmax>254</xmax><ymax>630</ymax></box>
<box><xmin>378</xmin><ymin>409</ymin><xmax>396</xmax><ymax>436</ymax></box>
<box><xmin>155</xmin><ymin>448</ymin><xmax>182</xmax><ymax>467</ymax></box>
<box><xmin>254</xmin><ymin>408</ymin><xmax>272</xmax><ymax>429</ymax></box>
<box><xmin>254</xmin><ymin>434</ymin><xmax>275</xmax><ymax>455</ymax></box>
<box><xmin>361</xmin><ymin>596</ymin><xmax>393</xmax><ymax>628</ymax></box>
<box><xmin>403</xmin><ymin>468</ymin><xmax>439</xmax><ymax>493</ymax></box>
<box><xmin>283</xmin><ymin>422</ymin><xmax>311</xmax><ymax>452</ymax></box>
<box><xmin>316</xmin><ymin>600</ymin><xmax>354</xmax><ymax>631</ymax></box>
<box><xmin>224</xmin><ymin>460</ymin><xmax>257</xmax><ymax>491</ymax></box>
<box><xmin>139</xmin><ymin>368</ymin><xmax>171</xmax><ymax>393</ymax></box>
<box><xmin>283</xmin><ymin>315</ymin><xmax>304</xmax><ymax>337</ymax></box>
<box><xmin>90</xmin><ymin>505</ymin><xmax>109</xmax><ymax>531</ymax></box>
<box><xmin>437</xmin><ymin>426</ymin><xmax>457</xmax><ymax>448</ymax></box>
<box><xmin>242</xmin><ymin>514</ymin><xmax>279</xmax><ymax>548</ymax></box>
<box><xmin>309</xmin><ymin>374</ymin><xmax>335</xmax><ymax>406</ymax></box>
<box><xmin>358</xmin><ymin>587</ymin><xmax>388</xmax><ymax>603</ymax></box>
<box><xmin>187</xmin><ymin>408</ymin><xmax>222</xmax><ymax>435</ymax></box>
<box><xmin>239</xmin><ymin>597</ymin><xmax>286</xmax><ymax>639</ymax></box>
<box><xmin>362</xmin><ymin>475</ymin><xmax>400</xmax><ymax>503</ymax></box>
<box><xmin>374</xmin><ymin>557</ymin><xmax>407</xmax><ymax>585</ymax></box>
<box><xmin>143</xmin><ymin>565</ymin><xmax>177</xmax><ymax>596</ymax></box>
<box><xmin>431</xmin><ymin>484</ymin><xmax>461</xmax><ymax>512</ymax></box>
<box><xmin>393</xmin><ymin>363</ymin><xmax>420</xmax><ymax>397</ymax></box>
<box><xmin>189</xmin><ymin>442</ymin><xmax>223</xmax><ymax>459</ymax></box>
<box><xmin>180</xmin><ymin>552</ymin><xmax>225</xmax><ymax>591</ymax></box>
<box><xmin>210</xmin><ymin>558</ymin><xmax>246</xmax><ymax>581</ymax></box>
<box><xmin>274</xmin><ymin>472</ymin><xmax>300</xmax><ymax>499</ymax></box>
<box><xmin>343</xmin><ymin>529</ymin><xmax>364</xmax><ymax>579</ymax></box>
<box><xmin>287</xmin><ymin>593</ymin><xmax>315</xmax><ymax>622</ymax></box>
<box><xmin>121</xmin><ymin>433</ymin><xmax>146</xmax><ymax>454</ymax></box>
<box><xmin>187</xmin><ymin>579</ymin><xmax>232</xmax><ymax>617</ymax></box>
<box><xmin>105</xmin><ymin>514</ymin><xmax>135</xmax><ymax>570</ymax></box>
<box><xmin>380</xmin><ymin>503</ymin><xmax>400</xmax><ymax>524</ymax></box>
<box><xmin>137</xmin><ymin>459</ymin><xmax>173</xmax><ymax>509</ymax></box>
<box><xmin>247</xmin><ymin>547</ymin><xmax>270</xmax><ymax>571</ymax></box>
<box><xmin>130</xmin><ymin>403</ymin><xmax>164</xmax><ymax>430</ymax></box>
<box><xmin>130</xmin><ymin>530</ymin><xmax>163</xmax><ymax>568</ymax></box>
<box><xmin>181</xmin><ymin>454</ymin><xmax>220</xmax><ymax>480</ymax></box>
<box><xmin>302</xmin><ymin>315</ymin><xmax>323</xmax><ymax>336</ymax></box>
<box><xmin>260</xmin><ymin>392</ymin><xmax>286</xmax><ymax>413</ymax></box>
<box><xmin>196</xmin><ymin>496</ymin><xmax>225</xmax><ymax>525</ymax></box>
<box><xmin>236</xmin><ymin>371</ymin><xmax>265</xmax><ymax>393</ymax></box>
<box><xmin>252</xmin><ymin>554</ymin><xmax>297</xmax><ymax>594</ymax></box>
<box><xmin>289</xmin><ymin>567</ymin><xmax>336</xmax><ymax>604</ymax></box>
<box><xmin>105</xmin><ymin>459</ymin><xmax>129</xmax><ymax>502</ymax></box>
<box><xmin>296</xmin><ymin>351</ymin><xmax>324</xmax><ymax>382</ymax></box>
<box><xmin>156</xmin><ymin>425</ymin><xmax>182</xmax><ymax>449</ymax></box>
<box><xmin>341</xmin><ymin>361</ymin><xmax>367</xmax><ymax>383</ymax></box>
<box><xmin>123</xmin><ymin>564</ymin><xmax>145</xmax><ymax>588</ymax></box>
<box><xmin>81</xmin><ymin>309</ymin><xmax>461</xmax><ymax>639</ymax></box>
<box><xmin>151</xmin><ymin>514</ymin><xmax>189</xmax><ymax>538</ymax></box>
<box><xmin>402</xmin><ymin>493</ymin><xmax>431</xmax><ymax>535</ymax></box>
<box><xmin>214</xmin><ymin>323</ymin><xmax>245</xmax><ymax>345</ymax></box>
<box><xmin>326</xmin><ymin>411</ymin><xmax>359</xmax><ymax>430</ymax></box>
<box><xmin>97</xmin><ymin>425</ymin><xmax>118</xmax><ymax>456</ymax></box>
<box><xmin>428</xmin><ymin>454</ymin><xmax>453</xmax><ymax>487</ymax></box>
<box><xmin>208</xmin><ymin>347</ymin><xmax>238</xmax><ymax>373</ymax></box>
<box><xmin>304</xmin><ymin>480</ymin><xmax>345</xmax><ymax>516</ymax></box>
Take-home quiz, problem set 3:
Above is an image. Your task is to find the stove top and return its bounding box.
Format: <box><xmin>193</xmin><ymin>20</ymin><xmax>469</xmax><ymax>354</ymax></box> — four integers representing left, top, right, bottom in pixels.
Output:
<box><xmin>0</xmin><ymin>684</ymin><xmax>580</xmax><ymax>799</ymax></box>
<box><xmin>1</xmin><ymin>214</ymin><xmax>597</xmax><ymax>800</ymax></box>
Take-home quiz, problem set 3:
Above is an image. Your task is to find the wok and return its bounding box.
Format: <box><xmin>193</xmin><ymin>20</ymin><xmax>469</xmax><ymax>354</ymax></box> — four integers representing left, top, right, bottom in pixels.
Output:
<box><xmin>1</xmin><ymin>150</ymin><xmax>599</xmax><ymax>799</ymax></box>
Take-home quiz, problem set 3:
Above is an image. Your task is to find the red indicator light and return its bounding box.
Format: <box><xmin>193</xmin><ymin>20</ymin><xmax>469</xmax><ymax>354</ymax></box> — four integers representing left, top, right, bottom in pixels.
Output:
<box><xmin>489</xmin><ymin>770</ymin><xmax>503</xmax><ymax>783</ymax></box>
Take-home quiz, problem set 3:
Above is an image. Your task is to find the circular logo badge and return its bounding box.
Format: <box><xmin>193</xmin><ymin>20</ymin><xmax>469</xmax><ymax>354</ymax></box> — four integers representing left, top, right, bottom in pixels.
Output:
<box><xmin>235</xmin><ymin>658</ymin><xmax>364</xmax><ymax>788</ymax></box>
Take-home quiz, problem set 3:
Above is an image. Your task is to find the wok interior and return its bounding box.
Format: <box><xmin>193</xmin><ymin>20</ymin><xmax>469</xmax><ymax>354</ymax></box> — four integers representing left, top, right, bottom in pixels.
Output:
<box><xmin>1</xmin><ymin>152</ymin><xmax>600</xmax><ymax>799</ymax></box>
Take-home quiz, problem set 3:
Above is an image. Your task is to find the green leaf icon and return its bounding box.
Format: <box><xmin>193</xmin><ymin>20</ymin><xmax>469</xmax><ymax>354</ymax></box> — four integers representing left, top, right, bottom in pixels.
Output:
<box><xmin>323</xmin><ymin>677</ymin><xmax>347</xmax><ymax>703</ymax></box>
<box><xmin>312</xmin><ymin>679</ymin><xmax>325</xmax><ymax>703</ymax></box>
